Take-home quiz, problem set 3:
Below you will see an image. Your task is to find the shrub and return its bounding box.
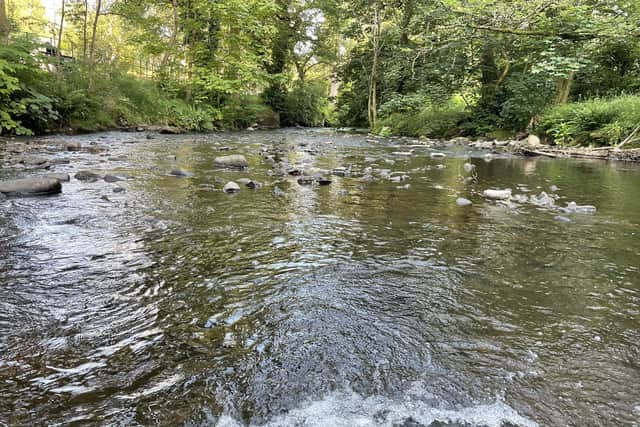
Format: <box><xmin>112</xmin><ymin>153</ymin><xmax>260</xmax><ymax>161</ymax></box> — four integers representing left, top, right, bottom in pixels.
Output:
<box><xmin>375</xmin><ymin>95</ymin><xmax>468</xmax><ymax>138</ymax></box>
<box><xmin>537</xmin><ymin>95</ymin><xmax>640</xmax><ymax>146</ymax></box>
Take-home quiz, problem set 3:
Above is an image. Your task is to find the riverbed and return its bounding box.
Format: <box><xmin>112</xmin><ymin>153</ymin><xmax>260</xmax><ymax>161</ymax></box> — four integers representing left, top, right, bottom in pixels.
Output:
<box><xmin>1</xmin><ymin>128</ymin><xmax>639</xmax><ymax>426</ymax></box>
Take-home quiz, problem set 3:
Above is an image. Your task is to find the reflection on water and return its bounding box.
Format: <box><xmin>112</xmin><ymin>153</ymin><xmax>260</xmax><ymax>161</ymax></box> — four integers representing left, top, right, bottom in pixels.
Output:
<box><xmin>0</xmin><ymin>129</ymin><xmax>639</xmax><ymax>426</ymax></box>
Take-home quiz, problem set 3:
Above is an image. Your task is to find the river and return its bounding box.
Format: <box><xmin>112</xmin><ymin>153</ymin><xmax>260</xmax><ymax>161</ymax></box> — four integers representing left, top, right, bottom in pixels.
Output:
<box><xmin>0</xmin><ymin>128</ymin><xmax>639</xmax><ymax>426</ymax></box>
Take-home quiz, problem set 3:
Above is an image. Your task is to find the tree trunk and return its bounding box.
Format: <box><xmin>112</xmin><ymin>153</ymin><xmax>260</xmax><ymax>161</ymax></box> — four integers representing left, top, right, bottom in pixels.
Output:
<box><xmin>57</xmin><ymin>0</ymin><xmax>65</xmax><ymax>58</ymax></box>
<box><xmin>161</xmin><ymin>0</ymin><xmax>179</xmax><ymax>67</ymax></box>
<box><xmin>83</xmin><ymin>0</ymin><xmax>88</xmax><ymax>60</ymax></box>
<box><xmin>554</xmin><ymin>70</ymin><xmax>575</xmax><ymax>104</ymax></box>
<box><xmin>0</xmin><ymin>0</ymin><xmax>9</xmax><ymax>44</ymax></box>
<box><xmin>88</xmin><ymin>0</ymin><xmax>102</xmax><ymax>86</ymax></box>
<box><xmin>367</xmin><ymin>4</ymin><xmax>382</xmax><ymax>129</ymax></box>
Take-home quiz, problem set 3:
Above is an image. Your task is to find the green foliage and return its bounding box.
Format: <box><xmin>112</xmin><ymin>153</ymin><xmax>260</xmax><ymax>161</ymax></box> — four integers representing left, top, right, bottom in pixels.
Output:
<box><xmin>282</xmin><ymin>80</ymin><xmax>332</xmax><ymax>127</ymax></box>
<box><xmin>220</xmin><ymin>95</ymin><xmax>279</xmax><ymax>130</ymax></box>
<box><xmin>375</xmin><ymin>96</ymin><xmax>468</xmax><ymax>138</ymax></box>
<box><xmin>537</xmin><ymin>96</ymin><xmax>640</xmax><ymax>146</ymax></box>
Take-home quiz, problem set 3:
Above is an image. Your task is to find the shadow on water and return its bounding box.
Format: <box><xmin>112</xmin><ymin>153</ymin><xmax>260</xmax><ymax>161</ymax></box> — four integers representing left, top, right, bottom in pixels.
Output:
<box><xmin>0</xmin><ymin>129</ymin><xmax>639</xmax><ymax>426</ymax></box>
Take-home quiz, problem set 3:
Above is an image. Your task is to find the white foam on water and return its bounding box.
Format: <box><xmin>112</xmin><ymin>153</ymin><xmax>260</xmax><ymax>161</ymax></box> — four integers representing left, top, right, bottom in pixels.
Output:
<box><xmin>215</xmin><ymin>388</ymin><xmax>538</xmax><ymax>427</ymax></box>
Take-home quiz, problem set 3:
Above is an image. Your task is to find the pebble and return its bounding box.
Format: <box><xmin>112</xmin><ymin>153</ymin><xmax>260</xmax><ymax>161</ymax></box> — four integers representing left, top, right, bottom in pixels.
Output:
<box><xmin>456</xmin><ymin>197</ymin><xmax>472</xmax><ymax>206</ymax></box>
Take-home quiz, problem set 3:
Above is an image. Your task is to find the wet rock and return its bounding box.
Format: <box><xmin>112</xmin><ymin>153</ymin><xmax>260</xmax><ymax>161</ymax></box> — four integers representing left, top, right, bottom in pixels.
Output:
<box><xmin>170</xmin><ymin>169</ymin><xmax>193</xmax><ymax>177</ymax></box>
<box><xmin>75</xmin><ymin>170</ymin><xmax>101</xmax><ymax>182</ymax></box>
<box><xmin>396</xmin><ymin>184</ymin><xmax>410</xmax><ymax>190</ymax></box>
<box><xmin>214</xmin><ymin>155</ymin><xmax>248</xmax><ymax>169</ymax></box>
<box><xmin>297</xmin><ymin>176</ymin><xmax>314</xmax><ymax>185</ymax></box>
<box><xmin>456</xmin><ymin>197</ymin><xmax>472</xmax><ymax>206</ymax></box>
<box><xmin>559</xmin><ymin>202</ymin><xmax>597</xmax><ymax>214</ymax></box>
<box><xmin>287</xmin><ymin>168</ymin><xmax>302</xmax><ymax>176</ymax></box>
<box><xmin>530</xmin><ymin>191</ymin><xmax>556</xmax><ymax>208</ymax></box>
<box><xmin>0</xmin><ymin>192</ymin><xmax>5</xmax><ymax>201</ymax></box>
<box><xmin>512</xmin><ymin>194</ymin><xmax>529</xmax><ymax>204</ymax></box>
<box><xmin>482</xmin><ymin>189</ymin><xmax>512</xmax><ymax>200</ymax></box>
<box><xmin>0</xmin><ymin>177</ymin><xmax>62</xmax><ymax>197</ymax></box>
<box><xmin>113</xmin><ymin>187</ymin><xmax>126</xmax><ymax>193</ymax></box>
<box><xmin>100</xmin><ymin>195</ymin><xmax>110</xmax><ymax>202</ymax></box>
<box><xmin>430</xmin><ymin>152</ymin><xmax>446</xmax><ymax>158</ymax></box>
<box><xmin>40</xmin><ymin>173</ymin><xmax>70</xmax><ymax>182</ymax></box>
<box><xmin>463</xmin><ymin>163</ymin><xmax>475</xmax><ymax>173</ymax></box>
<box><xmin>246</xmin><ymin>181</ymin><xmax>262</xmax><ymax>189</ymax></box>
<box><xmin>554</xmin><ymin>215</ymin><xmax>571</xmax><ymax>222</ymax></box>
<box><xmin>236</xmin><ymin>178</ymin><xmax>252</xmax><ymax>185</ymax></box>
<box><xmin>103</xmin><ymin>174</ymin><xmax>123</xmax><ymax>183</ymax></box>
<box><xmin>66</xmin><ymin>142</ymin><xmax>83</xmax><ymax>152</ymax></box>
<box><xmin>223</xmin><ymin>181</ymin><xmax>241</xmax><ymax>194</ymax></box>
<box><xmin>272</xmin><ymin>186</ymin><xmax>286</xmax><ymax>197</ymax></box>
<box><xmin>317</xmin><ymin>177</ymin><xmax>332</xmax><ymax>186</ymax></box>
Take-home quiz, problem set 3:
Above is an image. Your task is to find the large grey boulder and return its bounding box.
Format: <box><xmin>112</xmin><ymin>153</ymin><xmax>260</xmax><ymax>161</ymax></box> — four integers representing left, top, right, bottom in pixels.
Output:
<box><xmin>0</xmin><ymin>177</ymin><xmax>62</xmax><ymax>197</ymax></box>
<box><xmin>214</xmin><ymin>155</ymin><xmax>248</xmax><ymax>169</ymax></box>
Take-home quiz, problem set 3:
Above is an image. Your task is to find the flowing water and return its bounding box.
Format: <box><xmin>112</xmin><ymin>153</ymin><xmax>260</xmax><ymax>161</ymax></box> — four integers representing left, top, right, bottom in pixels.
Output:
<box><xmin>0</xmin><ymin>128</ymin><xmax>639</xmax><ymax>427</ymax></box>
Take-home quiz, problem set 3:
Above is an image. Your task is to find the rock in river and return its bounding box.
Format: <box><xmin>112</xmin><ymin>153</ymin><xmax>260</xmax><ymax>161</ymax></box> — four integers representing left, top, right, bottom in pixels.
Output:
<box><xmin>214</xmin><ymin>155</ymin><xmax>248</xmax><ymax>169</ymax></box>
<box><xmin>456</xmin><ymin>197</ymin><xmax>472</xmax><ymax>206</ymax></box>
<box><xmin>223</xmin><ymin>181</ymin><xmax>241</xmax><ymax>193</ymax></box>
<box><xmin>104</xmin><ymin>174</ymin><xmax>124</xmax><ymax>183</ymax></box>
<box><xmin>0</xmin><ymin>177</ymin><xmax>62</xmax><ymax>197</ymax></box>
<box><xmin>170</xmin><ymin>169</ymin><xmax>193</xmax><ymax>177</ymax></box>
<box><xmin>75</xmin><ymin>171</ymin><xmax>101</xmax><ymax>182</ymax></box>
<box><xmin>40</xmin><ymin>173</ymin><xmax>71</xmax><ymax>182</ymax></box>
<box><xmin>482</xmin><ymin>189</ymin><xmax>512</xmax><ymax>200</ymax></box>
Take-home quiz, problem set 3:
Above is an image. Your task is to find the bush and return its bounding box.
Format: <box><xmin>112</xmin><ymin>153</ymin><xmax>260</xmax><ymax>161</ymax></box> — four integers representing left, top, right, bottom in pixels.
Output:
<box><xmin>220</xmin><ymin>95</ymin><xmax>278</xmax><ymax>129</ymax></box>
<box><xmin>537</xmin><ymin>95</ymin><xmax>640</xmax><ymax>146</ymax></box>
<box><xmin>282</xmin><ymin>80</ymin><xmax>332</xmax><ymax>127</ymax></box>
<box><xmin>375</xmin><ymin>95</ymin><xmax>468</xmax><ymax>138</ymax></box>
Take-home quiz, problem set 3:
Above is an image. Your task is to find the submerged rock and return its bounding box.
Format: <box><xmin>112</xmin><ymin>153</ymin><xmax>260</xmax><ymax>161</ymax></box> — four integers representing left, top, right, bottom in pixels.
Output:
<box><xmin>0</xmin><ymin>177</ymin><xmax>62</xmax><ymax>197</ymax></box>
<box><xmin>530</xmin><ymin>191</ymin><xmax>556</xmax><ymax>208</ymax></box>
<box><xmin>244</xmin><ymin>180</ymin><xmax>262</xmax><ymax>189</ymax></box>
<box><xmin>75</xmin><ymin>170</ymin><xmax>101</xmax><ymax>182</ymax></box>
<box><xmin>456</xmin><ymin>197</ymin><xmax>472</xmax><ymax>206</ymax></box>
<box><xmin>554</xmin><ymin>215</ymin><xmax>572</xmax><ymax>222</ymax></box>
<box><xmin>559</xmin><ymin>201</ymin><xmax>597</xmax><ymax>214</ymax></box>
<box><xmin>214</xmin><ymin>155</ymin><xmax>248</xmax><ymax>169</ymax></box>
<box><xmin>223</xmin><ymin>181</ymin><xmax>241</xmax><ymax>194</ymax></box>
<box><xmin>272</xmin><ymin>186</ymin><xmax>286</xmax><ymax>197</ymax></box>
<box><xmin>103</xmin><ymin>174</ymin><xmax>123</xmax><ymax>183</ymax></box>
<box><xmin>482</xmin><ymin>189</ymin><xmax>512</xmax><ymax>200</ymax></box>
<box><xmin>170</xmin><ymin>169</ymin><xmax>193</xmax><ymax>177</ymax></box>
<box><xmin>463</xmin><ymin>163</ymin><xmax>475</xmax><ymax>173</ymax></box>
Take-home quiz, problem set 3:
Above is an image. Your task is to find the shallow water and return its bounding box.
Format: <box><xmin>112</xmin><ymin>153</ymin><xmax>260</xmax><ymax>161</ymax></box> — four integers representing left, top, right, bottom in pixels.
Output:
<box><xmin>0</xmin><ymin>128</ymin><xmax>639</xmax><ymax>426</ymax></box>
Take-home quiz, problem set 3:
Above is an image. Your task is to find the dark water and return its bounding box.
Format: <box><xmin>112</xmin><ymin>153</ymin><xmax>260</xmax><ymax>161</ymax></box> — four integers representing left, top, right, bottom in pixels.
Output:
<box><xmin>0</xmin><ymin>129</ymin><xmax>639</xmax><ymax>427</ymax></box>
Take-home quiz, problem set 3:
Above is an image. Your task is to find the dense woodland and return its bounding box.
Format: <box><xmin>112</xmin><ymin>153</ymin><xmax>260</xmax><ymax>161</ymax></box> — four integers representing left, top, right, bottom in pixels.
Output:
<box><xmin>1</xmin><ymin>0</ymin><xmax>640</xmax><ymax>146</ymax></box>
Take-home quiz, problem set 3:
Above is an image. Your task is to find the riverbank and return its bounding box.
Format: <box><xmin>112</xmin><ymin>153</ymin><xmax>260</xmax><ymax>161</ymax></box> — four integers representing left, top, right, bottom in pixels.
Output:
<box><xmin>462</xmin><ymin>136</ymin><xmax>640</xmax><ymax>163</ymax></box>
